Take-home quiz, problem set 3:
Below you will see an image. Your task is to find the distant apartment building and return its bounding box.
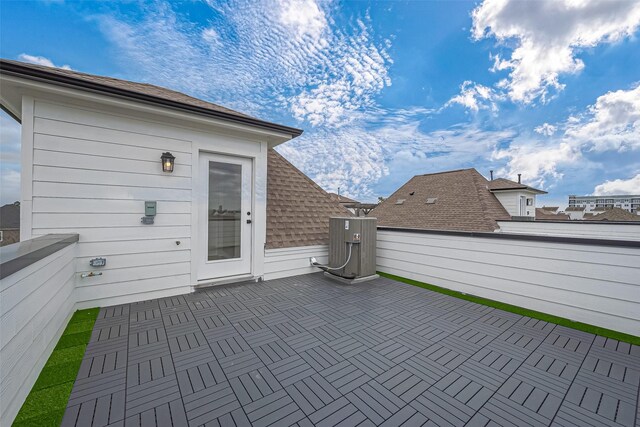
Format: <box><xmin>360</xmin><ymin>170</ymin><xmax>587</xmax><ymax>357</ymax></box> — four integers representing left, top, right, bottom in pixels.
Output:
<box><xmin>568</xmin><ymin>195</ymin><xmax>640</xmax><ymax>215</ymax></box>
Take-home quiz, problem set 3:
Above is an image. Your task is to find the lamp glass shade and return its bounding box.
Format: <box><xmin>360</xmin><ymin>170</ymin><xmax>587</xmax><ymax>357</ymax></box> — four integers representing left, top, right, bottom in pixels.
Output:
<box><xmin>161</xmin><ymin>152</ymin><xmax>175</xmax><ymax>173</ymax></box>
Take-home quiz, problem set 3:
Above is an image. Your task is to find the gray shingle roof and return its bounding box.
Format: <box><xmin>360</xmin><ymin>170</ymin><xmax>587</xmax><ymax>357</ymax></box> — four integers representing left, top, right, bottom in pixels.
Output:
<box><xmin>266</xmin><ymin>149</ymin><xmax>352</xmax><ymax>249</ymax></box>
<box><xmin>586</xmin><ymin>207</ymin><xmax>640</xmax><ymax>222</ymax></box>
<box><xmin>487</xmin><ymin>177</ymin><xmax>547</xmax><ymax>194</ymax></box>
<box><xmin>372</xmin><ymin>168</ymin><xmax>511</xmax><ymax>232</ymax></box>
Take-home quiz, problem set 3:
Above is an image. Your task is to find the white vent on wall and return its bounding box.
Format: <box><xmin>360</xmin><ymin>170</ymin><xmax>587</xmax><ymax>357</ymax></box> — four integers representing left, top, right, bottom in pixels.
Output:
<box><xmin>426</xmin><ymin>198</ymin><xmax>437</xmax><ymax>204</ymax></box>
<box><xmin>395</xmin><ymin>199</ymin><xmax>406</xmax><ymax>205</ymax></box>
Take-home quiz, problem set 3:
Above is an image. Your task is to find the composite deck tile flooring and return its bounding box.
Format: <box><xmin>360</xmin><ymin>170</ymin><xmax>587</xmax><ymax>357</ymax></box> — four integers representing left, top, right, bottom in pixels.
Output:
<box><xmin>61</xmin><ymin>272</ymin><xmax>640</xmax><ymax>427</ymax></box>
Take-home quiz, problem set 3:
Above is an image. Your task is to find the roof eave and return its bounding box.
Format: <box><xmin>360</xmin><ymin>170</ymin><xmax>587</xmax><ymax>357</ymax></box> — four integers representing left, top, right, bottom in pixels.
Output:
<box><xmin>0</xmin><ymin>60</ymin><xmax>303</xmax><ymax>138</ymax></box>
<box><xmin>489</xmin><ymin>187</ymin><xmax>547</xmax><ymax>195</ymax></box>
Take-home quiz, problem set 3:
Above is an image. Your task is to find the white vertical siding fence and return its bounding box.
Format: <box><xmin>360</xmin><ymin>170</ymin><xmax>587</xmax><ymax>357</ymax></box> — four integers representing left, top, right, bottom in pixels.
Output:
<box><xmin>377</xmin><ymin>228</ymin><xmax>640</xmax><ymax>336</ymax></box>
<box><xmin>0</xmin><ymin>241</ymin><xmax>77</xmax><ymax>425</ymax></box>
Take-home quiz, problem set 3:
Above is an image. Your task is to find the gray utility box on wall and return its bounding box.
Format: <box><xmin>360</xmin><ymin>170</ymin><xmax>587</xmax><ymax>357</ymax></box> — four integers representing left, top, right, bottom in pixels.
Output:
<box><xmin>327</xmin><ymin>217</ymin><xmax>378</xmax><ymax>284</ymax></box>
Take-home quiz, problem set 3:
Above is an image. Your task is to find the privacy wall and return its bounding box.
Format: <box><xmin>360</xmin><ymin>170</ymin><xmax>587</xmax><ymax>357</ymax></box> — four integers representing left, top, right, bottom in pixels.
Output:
<box><xmin>0</xmin><ymin>241</ymin><xmax>77</xmax><ymax>425</ymax></box>
<box><xmin>377</xmin><ymin>228</ymin><xmax>640</xmax><ymax>336</ymax></box>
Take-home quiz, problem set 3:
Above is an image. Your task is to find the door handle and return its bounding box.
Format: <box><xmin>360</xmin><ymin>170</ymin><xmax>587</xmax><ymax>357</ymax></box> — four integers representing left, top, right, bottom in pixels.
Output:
<box><xmin>246</xmin><ymin>219</ymin><xmax>252</xmax><ymax>224</ymax></box>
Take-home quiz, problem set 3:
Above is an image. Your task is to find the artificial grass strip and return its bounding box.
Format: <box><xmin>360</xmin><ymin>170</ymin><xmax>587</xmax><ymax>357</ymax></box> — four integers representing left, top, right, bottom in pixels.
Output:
<box><xmin>13</xmin><ymin>308</ymin><xmax>99</xmax><ymax>426</ymax></box>
<box><xmin>378</xmin><ymin>271</ymin><xmax>640</xmax><ymax>346</ymax></box>
<box><xmin>12</xmin><ymin>408</ymin><xmax>66</xmax><ymax>427</ymax></box>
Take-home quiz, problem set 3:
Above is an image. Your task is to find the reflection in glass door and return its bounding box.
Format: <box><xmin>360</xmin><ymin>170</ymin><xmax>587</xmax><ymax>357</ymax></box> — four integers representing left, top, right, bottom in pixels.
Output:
<box><xmin>208</xmin><ymin>161</ymin><xmax>241</xmax><ymax>260</ymax></box>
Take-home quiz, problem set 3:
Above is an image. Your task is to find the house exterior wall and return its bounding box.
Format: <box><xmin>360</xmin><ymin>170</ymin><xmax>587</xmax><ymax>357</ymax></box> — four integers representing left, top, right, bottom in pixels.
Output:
<box><xmin>0</xmin><ymin>242</ymin><xmax>77</xmax><ymax>424</ymax></box>
<box><xmin>497</xmin><ymin>220</ymin><xmax>640</xmax><ymax>241</ymax></box>
<box><xmin>377</xmin><ymin>229</ymin><xmax>640</xmax><ymax>336</ymax></box>
<box><xmin>263</xmin><ymin>245</ymin><xmax>328</xmax><ymax>280</ymax></box>
<box><xmin>569</xmin><ymin>194</ymin><xmax>640</xmax><ymax>215</ymax></box>
<box><xmin>21</xmin><ymin>93</ymin><xmax>270</xmax><ymax>307</ymax></box>
<box><xmin>493</xmin><ymin>190</ymin><xmax>536</xmax><ymax>217</ymax></box>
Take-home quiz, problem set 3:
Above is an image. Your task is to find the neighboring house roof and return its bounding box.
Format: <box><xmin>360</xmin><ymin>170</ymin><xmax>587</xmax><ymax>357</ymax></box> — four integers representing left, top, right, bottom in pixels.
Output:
<box><xmin>584</xmin><ymin>213</ymin><xmax>595</xmax><ymax>218</ymax></box>
<box><xmin>487</xmin><ymin>178</ymin><xmax>547</xmax><ymax>194</ymax></box>
<box><xmin>535</xmin><ymin>208</ymin><xmax>570</xmax><ymax>221</ymax></box>
<box><xmin>585</xmin><ymin>208</ymin><xmax>640</xmax><ymax>222</ymax></box>
<box><xmin>328</xmin><ymin>193</ymin><xmax>359</xmax><ymax>204</ymax></box>
<box><xmin>565</xmin><ymin>206</ymin><xmax>585</xmax><ymax>212</ymax></box>
<box><xmin>266</xmin><ymin>149</ymin><xmax>352</xmax><ymax>249</ymax></box>
<box><xmin>371</xmin><ymin>168</ymin><xmax>511</xmax><ymax>232</ymax></box>
<box><xmin>0</xmin><ymin>203</ymin><xmax>20</xmax><ymax>229</ymax></box>
<box><xmin>541</xmin><ymin>206</ymin><xmax>559</xmax><ymax>211</ymax></box>
<box><xmin>0</xmin><ymin>59</ymin><xmax>303</xmax><ymax>137</ymax></box>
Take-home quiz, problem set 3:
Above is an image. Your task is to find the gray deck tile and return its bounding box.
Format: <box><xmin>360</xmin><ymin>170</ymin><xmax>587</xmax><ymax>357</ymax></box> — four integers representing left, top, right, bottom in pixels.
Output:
<box><xmin>285</xmin><ymin>374</ymin><xmax>342</xmax><ymax>415</ymax></box>
<box><xmin>127</xmin><ymin>355</ymin><xmax>175</xmax><ymax>387</ymax></box>
<box><xmin>176</xmin><ymin>360</ymin><xmax>226</xmax><ymax>395</ymax></box>
<box><xmin>345</xmin><ymin>380</ymin><xmax>405</xmax><ymax>424</ymax></box>
<box><xmin>62</xmin><ymin>272</ymin><xmax>639</xmax><ymax>426</ymax></box>
<box><xmin>209</xmin><ymin>335</ymin><xmax>251</xmax><ymax>359</ymax></box>
<box><xmin>268</xmin><ymin>355</ymin><xmax>316</xmax><ymax>386</ymax></box>
<box><xmin>307</xmin><ymin>396</ymin><xmax>368</xmax><ymax>427</ymax></box>
<box><xmin>229</xmin><ymin>367</ymin><xmax>282</xmax><ymax>405</ymax></box>
<box><xmin>130</xmin><ymin>308</ymin><xmax>162</xmax><ymax>324</ymax></box>
<box><xmin>254</xmin><ymin>339</ymin><xmax>297</xmax><ymax>365</ymax></box>
<box><xmin>378</xmin><ymin>404</ymin><xmax>431</xmax><ymax>426</ymax></box>
<box><xmin>219</xmin><ymin>350</ymin><xmax>265</xmax><ymax>379</ymax></box>
<box><xmin>243</xmin><ymin>389</ymin><xmax>305</xmax><ymax>427</ymax></box>
<box><xmin>376</xmin><ymin>365</ymin><xmax>430</xmax><ymax>403</ymax></box>
<box><xmin>300</xmin><ymin>345</ymin><xmax>344</xmax><ymax>371</ymax></box>
<box><xmin>318</xmin><ymin>360</ymin><xmax>371</xmax><ymax>394</ymax></box>
<box><xmin>183</xmin><ymin>381</ymin><xmax>240</xmax><ymax>426</ymax></box>
<box><xmin>68</xmin><ymin>368</ymin><xmax>127</xmax><ymax>406</ymax></box>
<box><xmin>349</xmin><ymin>348</ymin><xmax>396</xmax><ymax>378</ymax></box>
<box><xmin>285</xmin><ymin>331</ymin><xmax>322</xmax><ymax>352</ymax></box>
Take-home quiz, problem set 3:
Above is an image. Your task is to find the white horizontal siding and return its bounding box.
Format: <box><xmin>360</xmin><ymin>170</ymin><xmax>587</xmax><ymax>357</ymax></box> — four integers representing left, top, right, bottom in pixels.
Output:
<box><xmin>377</xmin><ymin>230</ymin><xmax>640</xmax><ymax>336</ymax></box>
<box><xmin>264</xmin><ymin>245</ymin><xmax>328</xmax><ymax>280</ymax></box>
<box><xmin>0</xmin><ymin>243</ymin><xmax>77</xmax><ymax>426</ymax></box>
<box><xmin>31</xmin><ymin>99</ymin><xmax>193</xmax><ymax>307</ymax></box>
<box><xmin>497</xmin><ymin>221</ymin><xmax>640</xmax><ymax>241</ymax></box>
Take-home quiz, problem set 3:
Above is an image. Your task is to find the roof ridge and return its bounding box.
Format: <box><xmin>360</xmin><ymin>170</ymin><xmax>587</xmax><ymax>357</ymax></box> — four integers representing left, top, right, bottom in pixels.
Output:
<box><xmin>418</xmin><ymin>168</ymin><xmax>476</xmax><ymax>177</ymax></box>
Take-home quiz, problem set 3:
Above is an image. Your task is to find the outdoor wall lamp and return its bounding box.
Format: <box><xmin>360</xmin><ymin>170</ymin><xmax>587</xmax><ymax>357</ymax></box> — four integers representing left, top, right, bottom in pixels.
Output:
<box><xmin>161</xmin><ymin>152</ymin><xmax>175</xmax><ymax>173</ymax></box>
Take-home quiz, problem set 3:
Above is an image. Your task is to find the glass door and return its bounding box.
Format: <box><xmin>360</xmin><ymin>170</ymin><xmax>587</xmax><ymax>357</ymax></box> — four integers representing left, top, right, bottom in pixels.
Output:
<box><xmin>199</xmin><ymin>153</ymin><xmax>252</xmax><ymax>280</ymax></box>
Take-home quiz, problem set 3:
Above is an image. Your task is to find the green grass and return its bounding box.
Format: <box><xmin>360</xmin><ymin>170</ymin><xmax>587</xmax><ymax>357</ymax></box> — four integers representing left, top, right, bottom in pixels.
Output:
<box><xmin>378</xmin><ymin>272</ymin><xmax>640</xmax><ymax>346</ymax></box>
<box><xmin>13</xmin><ymin>308</ymin><xmax>99</xmax><ymax>427</ymax></box>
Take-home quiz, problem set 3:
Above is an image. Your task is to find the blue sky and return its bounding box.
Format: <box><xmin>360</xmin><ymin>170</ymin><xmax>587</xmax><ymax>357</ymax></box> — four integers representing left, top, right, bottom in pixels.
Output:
<box><xmin>2</xmin><ymin>0</ymin><xmax>640</xmax><ymax>206</ymax></box>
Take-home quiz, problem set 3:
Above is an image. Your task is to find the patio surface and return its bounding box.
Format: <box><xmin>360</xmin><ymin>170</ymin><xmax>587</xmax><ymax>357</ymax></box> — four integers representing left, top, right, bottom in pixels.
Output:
<box><xmin>61</xmin><ymin>273</ymin><xmax>640</xmax><ymax>427</ymax></box>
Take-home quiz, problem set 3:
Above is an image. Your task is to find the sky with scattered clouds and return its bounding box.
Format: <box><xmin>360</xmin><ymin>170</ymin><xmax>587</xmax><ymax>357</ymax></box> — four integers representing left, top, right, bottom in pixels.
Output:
<box><xmin>1</xmin><ymin>0</ymin><xmax>639</xmax><ymax>206</ymax></box>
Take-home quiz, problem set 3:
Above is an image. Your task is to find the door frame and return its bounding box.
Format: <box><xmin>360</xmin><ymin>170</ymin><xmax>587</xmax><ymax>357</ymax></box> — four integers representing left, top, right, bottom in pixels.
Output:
<box><xmin>195</xmin><ymin>149</ymin><xmax>256</xmax><ymax>284</ymax></box>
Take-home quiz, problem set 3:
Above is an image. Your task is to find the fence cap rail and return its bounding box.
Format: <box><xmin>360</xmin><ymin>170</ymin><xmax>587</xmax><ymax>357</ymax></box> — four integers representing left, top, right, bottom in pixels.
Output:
<box><xmin>377</xmin><ymin>226</ymin><xmax>640</xmax><ymax>248</ymax></box>
<box><xmin>0</xmin><ymin>234</ymin><xmax>79</xmax><ymax>280</ymax></box>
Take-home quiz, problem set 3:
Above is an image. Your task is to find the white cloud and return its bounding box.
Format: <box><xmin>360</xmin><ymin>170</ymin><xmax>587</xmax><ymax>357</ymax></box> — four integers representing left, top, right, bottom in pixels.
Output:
<box><xmin>445</xmin><ymin>80</ymin><xmax>502</xmax><ymax>112</ymax></box>
<box><xmin>472</xmin><ymin>0</ymin><xmax>640</xmax><ymax>104</ymax></box>
<box><xmin>565</xmin><ymin>84</ymin><xmax>640</xmax><ymax>152</ymax></box>
<box><xmin>17</xmin><ymin>53</ymin><xmax>72</xmax><ymax>70</ymax></box>
<box><xmin>534</xmin><ymin>123</ymin><xmax>557</xmax><ymax>136</ymax></box>
<box><xmin>494</xmin><ymin>83</ymin><xmax>640</xmax><ymax>187</ymax></box>
<box><xmin>201</xmin><ymin>27</ymin><xmax>221</xmax><ymax>45</ymax></box>
<box><xmin>593</xmin><ymin>173</ymin><xmax>640</xmax><ymax>195</ymax></box>
<box><xmin>278</xmin><ymin>0</ymin><xmax>327</xmax><ymax>41</ymax></box>
<box><xmin>279</xmin><ymin>108</ymin><xmax>515</xmax><ymax>200</ymax></box>
<box><xmin>96</xmin><ymin>0</ymin><xmax>391</xmax><ymax>126</ymax></box>
<box><xmin>492</xmin><ymin>141</ymin><xmax>580</xmax><ymax>189</ymax></box>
